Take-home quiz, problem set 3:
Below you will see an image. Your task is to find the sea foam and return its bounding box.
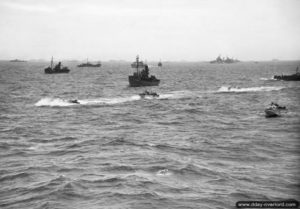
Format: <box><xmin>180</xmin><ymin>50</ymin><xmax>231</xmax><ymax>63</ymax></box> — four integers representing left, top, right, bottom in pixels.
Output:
<box><xmin>217</xmin><ymin>86</ymin><xmax>284</xmax><ymax>93</ymax></box>
<box><xmin>35</xmin><ymin>96</ymin><xmax>141</xmax><ymax>107</ymax></box>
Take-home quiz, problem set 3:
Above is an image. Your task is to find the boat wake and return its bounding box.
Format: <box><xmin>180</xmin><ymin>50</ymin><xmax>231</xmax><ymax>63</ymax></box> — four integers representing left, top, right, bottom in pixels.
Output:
<box><xmin>157</xmin><ymin>90</ymin><xmax>196</xmax><ymax>100</ymax></box>
<box><xmin>35</xmin><ymin>98</ymin><xmax>76</xmax><ymax>107</ymax></box>
<box><xmin>35</xmin><ymin>91</ymin><xmax>197</xmax><ymax>107</ymax></box>
<box><xmin>259</xmin><ymin>77</ymin><xmax>276</xmax><ymax>81</ymax></box>
<box><xmin>35</xmin><ymin>96</ymin><xmax>140</xmax><ymax>107</ymax></box>
<box><xmin>216</xmin><ymin>86</ymin><xmax>284</xmax><ymax>93</ymax></box>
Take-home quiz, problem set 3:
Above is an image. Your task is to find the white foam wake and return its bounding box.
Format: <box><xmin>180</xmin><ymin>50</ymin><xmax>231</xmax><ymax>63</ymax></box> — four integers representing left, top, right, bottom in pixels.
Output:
<box><xmin>259</xmin><ymin>77</ymin><xmax>276</xmax><ymax>81</ymax></box>
<box><xmin>35</xmin><ymin>96</ymin><xmax>141</xmax><ymax>107</ymax></box>
<box><xmin>157</xmin><ymin>90</ymin><xmax>195</xmax><ymax>100</ymax></box>
<box><xmin>217</xmin><ymin>86</ymin><xmax>284</xmax><ymax>93</ymax></box>
<box><xmin>35</xmin><ymin>98</ymin><xmax>75</xmax><ymax>107</ymax></box>
<box><xmin>79</xmin><ymin>95</ymin><xmax>140</xmax><ymax>105</ymax></box>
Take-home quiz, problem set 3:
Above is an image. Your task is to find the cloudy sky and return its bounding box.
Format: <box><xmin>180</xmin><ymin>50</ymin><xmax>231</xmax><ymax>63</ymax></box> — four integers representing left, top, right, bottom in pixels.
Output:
<box><xmin>0</xmin><ymin>0</ymin><xmax>299</xmax><ymax>61</ymax></box>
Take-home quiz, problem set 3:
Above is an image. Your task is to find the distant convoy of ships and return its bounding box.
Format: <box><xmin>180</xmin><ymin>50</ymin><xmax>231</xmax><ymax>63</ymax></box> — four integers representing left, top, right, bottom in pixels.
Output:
<box><xmin>43</xmin><ymin>56</ymin><xmax>164</xmax><ymax>87</ymax></box>
<box><xmin>9</xmin><ymin>55</ymin><xmax>300</xmax><ymax>82</ymax></box>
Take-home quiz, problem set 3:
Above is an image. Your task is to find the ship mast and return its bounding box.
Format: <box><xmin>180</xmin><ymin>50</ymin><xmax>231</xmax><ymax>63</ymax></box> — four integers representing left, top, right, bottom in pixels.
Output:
<box><xmin>51</xmin><ymin>56</ymin><xmax>53</xmax><ymax>69</ymax></box>
<box><xmin>136</xmin><ymin>55</ymin><xmax>140</xmax><ymax>77</ymax></box>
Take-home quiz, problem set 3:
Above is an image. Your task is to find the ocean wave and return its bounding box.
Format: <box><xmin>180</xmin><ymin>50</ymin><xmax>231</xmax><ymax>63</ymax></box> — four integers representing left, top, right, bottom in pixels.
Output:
<box><xmin>156</xmin><ymin>169</ymin><xmax>171</xmax><ymax>176</ymax></box>
<box><xmin>216</xmin><ymin>86</ymin><xmax>284</xmax><ymax>93</ymax></box>
<box><xmin>103</xmin><ymin>165</ymin><xmax>136</xmax><ymax>172</ymax></box>
<box><xmin>0</xmin><ymin>172</ymin><xmax>30</xmax><ymax>182</ymax></box>
<box><xmin>29</xmin><ymin>136</ymin><xmax>78</xmax><ymax>144</ymax></box>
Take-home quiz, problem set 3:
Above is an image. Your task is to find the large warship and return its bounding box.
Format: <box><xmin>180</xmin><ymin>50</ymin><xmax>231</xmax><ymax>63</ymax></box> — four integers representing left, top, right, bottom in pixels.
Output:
<box><xmin>210</xmin><ymin>55</ymin><xmax>240</xmax><ymax>64</ymax></box>
<box><xmin>128</xmin><ymin>56</ymin><xmax>160</xmax><ymax>87</ymax></box>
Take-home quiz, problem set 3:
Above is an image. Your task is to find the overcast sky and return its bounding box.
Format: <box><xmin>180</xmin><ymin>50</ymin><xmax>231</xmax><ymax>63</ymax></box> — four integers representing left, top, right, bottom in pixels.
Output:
<box><xmin>0</xmin><ymin>0</ymin><xmax>299</xmax><ymax>61</ymax></box>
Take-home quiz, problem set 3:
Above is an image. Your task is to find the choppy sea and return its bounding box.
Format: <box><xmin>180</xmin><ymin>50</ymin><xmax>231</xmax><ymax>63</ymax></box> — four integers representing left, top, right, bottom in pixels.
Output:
<box><xmin>0</xmin><ymin>60</ymin><xmax>299</xmax><ymax>209</ymax></box>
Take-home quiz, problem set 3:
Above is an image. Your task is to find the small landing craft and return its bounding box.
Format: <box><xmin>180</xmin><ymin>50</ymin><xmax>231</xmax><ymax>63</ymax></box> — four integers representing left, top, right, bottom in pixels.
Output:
<box><xmin>265</xmin><ymin>102</ymin><xmax>286</xmax><ymax>118</ymax></box>
<box><xmin>68</xmin><ymin>99</ymin><xmax>80</xmax><ymax>104</ymax></box>
<box><xmin>273</xmin><ymin>66</ymin><xmax>300</xmax><ymax>81</ymax></box>
<box><xmin>129</xmin><ymin>55</ymin><xmax>160</xmax><ymax>87</ymax></box>
<box><xmin>44</xmin><ymin>57</ymin><xmax>70</xmax><ymax>74</ymax></box>
<box><xmin>139</xmin><ymin>90</ymin><xmax>159</xmax><ymax>98</ymax></box>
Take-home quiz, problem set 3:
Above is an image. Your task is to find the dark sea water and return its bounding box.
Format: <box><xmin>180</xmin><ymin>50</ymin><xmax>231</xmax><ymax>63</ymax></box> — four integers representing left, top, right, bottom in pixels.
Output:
<box><xmin>0</xmin><ymin>60</ymin><xmax>299</xmax><ymax>209</ymax></box>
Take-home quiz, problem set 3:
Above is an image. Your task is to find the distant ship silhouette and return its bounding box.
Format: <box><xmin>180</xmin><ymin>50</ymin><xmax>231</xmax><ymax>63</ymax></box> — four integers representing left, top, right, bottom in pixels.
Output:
<box><xmin>10</xmin><ymin>59</ymin><xmax>26</xmax><ymax>62</ymax></box>
<box><xmin>77</xmin><ymin>59</ymin><xmax>101</xmax><ymax>67</ymax></box>
<box><xmin>210</xmin><ymin>55</ymin><xmax>240</xmax><ymax>64</ymax></box>
<box><xmin>44</xmin><ymin>57</ymin><xmax>70</xmax><ymax>74</ymax></box>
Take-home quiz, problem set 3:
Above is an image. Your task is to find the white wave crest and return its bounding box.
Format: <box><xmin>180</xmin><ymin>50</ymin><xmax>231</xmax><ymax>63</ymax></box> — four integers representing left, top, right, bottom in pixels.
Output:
<box><xmin>259</xmin><ymin>77</ymin><xmax>276</xmax><ymax>81</ymax></box>
<box><xmin>157</xmin><ymin>90</ymin><xmax>195</xmax><ymax>100</ymax></box>
<box><xmin>217</xmin><ymin>86</ymin><xmax>284</xmax><ymax>93</ymax></box>
<box><xmin>80</xmin><ymin>95</ymin><xmax>140</xmax><ymax>105</ymax></box>
<box><xmin>35</xmin><ymin>98</ymin><xmax>76</xmax><ymax>107</ymax></box>
<box><xmin>35</xmin><ymin>96</ymin><xmax>141</xmax><ymax>107</ymax></box>
<box><xmin>156</xmin><ymin>169</ymin><xmax>171</xmax><ymax>176</ymax></box>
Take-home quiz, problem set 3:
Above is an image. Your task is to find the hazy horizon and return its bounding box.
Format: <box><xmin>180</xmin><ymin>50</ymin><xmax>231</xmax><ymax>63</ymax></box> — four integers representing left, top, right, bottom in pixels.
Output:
<box><xmin>1</xmin><ymin>0</ymin><xmax>300</xmax><ymax>61</ymax></box>
<box><xmin>2</xmin><ymin>58</ymin><xmax>300</xmax><ymax>63</ymax></box>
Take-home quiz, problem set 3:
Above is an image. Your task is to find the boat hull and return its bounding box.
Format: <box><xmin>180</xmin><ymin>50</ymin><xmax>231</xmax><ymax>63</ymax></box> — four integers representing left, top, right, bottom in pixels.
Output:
<box><xmin>265</xmin><ymin>108</ymin><xmax>280</xmax><ymax>117</ymax></box>
<box><xmin>128</xmin><ymin>76</ymin><xmax>160</xmax><ymax>87</ymax></box>
<box><xmin>44</xmin><ymin>67</ymin><xmax>70</xmax><ymax>74</ymax></box>
<box><xmin>77</xmin><ymin>64</ymin><xmax>101</xmax><ymax>67</ymax></box>
<box><xmin>274</xmin><ymin>74</ymin><xmax>300</xmax><ymax>81</ymax></box>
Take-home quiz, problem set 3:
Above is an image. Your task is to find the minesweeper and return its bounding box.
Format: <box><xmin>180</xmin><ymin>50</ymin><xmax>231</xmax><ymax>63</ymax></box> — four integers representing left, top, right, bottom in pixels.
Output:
<box><xmin>44</xmin><ymin>57</ymin><xmax>70</xmax><ymax>74</ymax></box>
<box><xmin>128</xmin><ymin>55</ymin><xmax>160</xmax><ymax>87</ymax></box>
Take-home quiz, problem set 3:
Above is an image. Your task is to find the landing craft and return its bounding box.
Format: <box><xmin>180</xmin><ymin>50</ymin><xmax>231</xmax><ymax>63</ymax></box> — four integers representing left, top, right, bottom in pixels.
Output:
<box><xmin>273</xmin><ymin>66</ymin><xmax>300</xmax><ymax>81</ymax></box>
<box><xmin>68</xmin><ymin>99</ymin><xmax>80</xmax><ymax>104</ymax></box>
<box><xmin>265</xmin><ymin>102</ymin><xmax>286</xmax><ymax>118</ymax></box>
<box><xmin>139</xmin><ymin>90</ymin><xmax>159</xmax><ymax>98</ymax></box>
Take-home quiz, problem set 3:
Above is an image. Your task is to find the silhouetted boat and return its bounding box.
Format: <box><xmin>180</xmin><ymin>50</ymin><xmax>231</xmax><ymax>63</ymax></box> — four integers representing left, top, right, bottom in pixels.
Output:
<box><xmin>210</xmin><ymin>55</ymin><xmax>240</xmax><ymax>64</ymax></box>
<box><xmin>68</xmin><ymin>99</ymin><xmax>80</xmax><ymax>104</ymax></box>
<box><xmin>265</xmin><ymin>102</ymin><xmax>286</xmax><ymax>118</ymax></box>
<box><xmin>139</xmin><ymin>90</ymin><xmax>159</xmax><ymax>98</ymax></box>
<box><xmin>158</xmin><ymin>60</ymin><xmax>162</xmax><ymax>67</ymax></box>
<box><xmin>77</xmin><ymin>59</ymin><xmax>101</xmax><ymax>67</ymax></box>
<box><xmin>265</xmin><ymin>108</ymin><xmax>280</xmax><ymax>117</ymax></box>
<box><xmin>273</xmin><ymin>67</ymin><xmax>300</xmax><ymax>81</ymax></box>
<box><xmin>44</xmin><ymin>57</ymin><xmax>70</xmax><ymax>74</ymax></box>
<box><xmin>128</xmin><ymin>55</ymin><xmax>160</xmax><ymax>87</ymax></box>
<box><xmin>10</xmin><ymin>59</ymin><xmax>26</xmax><ymax>62</ymax></box>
